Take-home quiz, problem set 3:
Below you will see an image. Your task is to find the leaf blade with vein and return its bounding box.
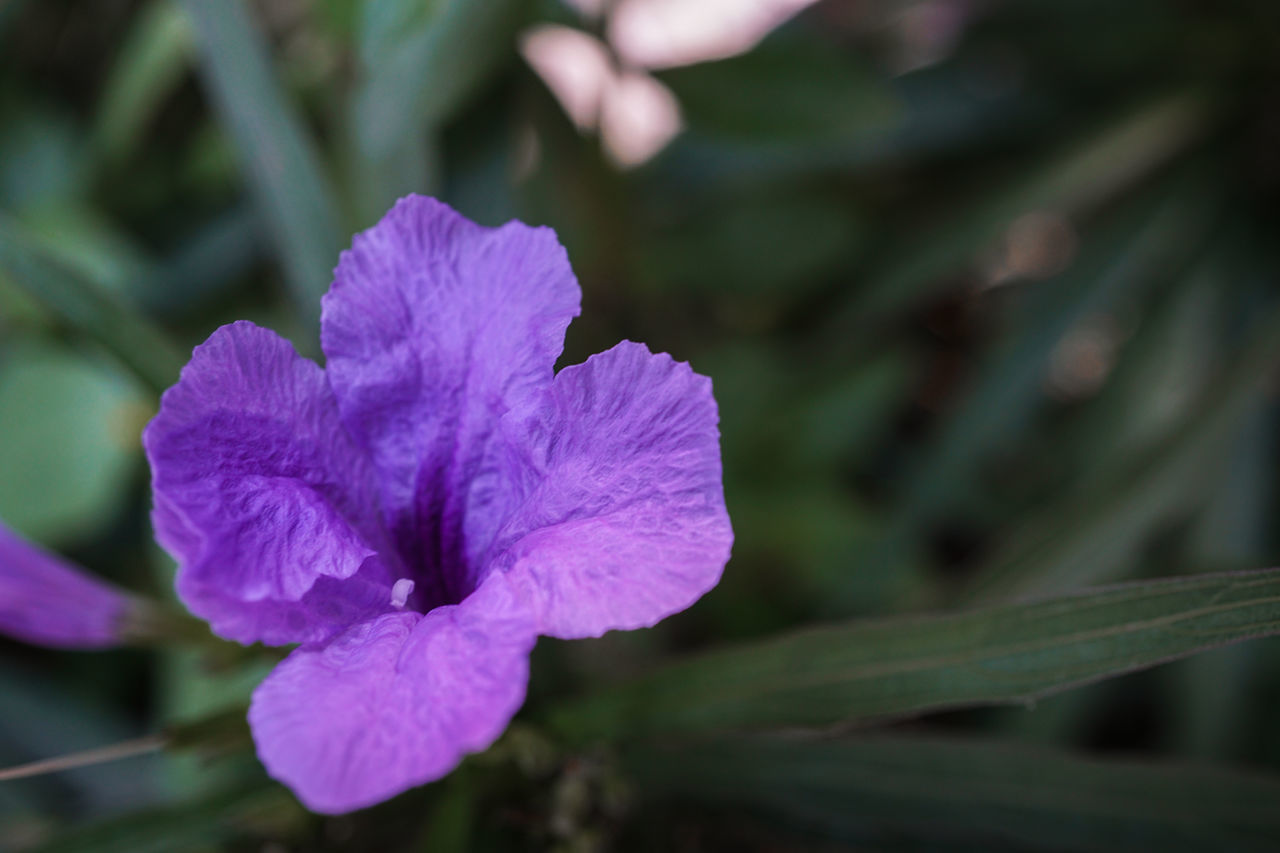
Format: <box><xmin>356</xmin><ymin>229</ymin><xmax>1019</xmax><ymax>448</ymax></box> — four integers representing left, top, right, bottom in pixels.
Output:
<box><xmin>628</xmin><ymin>733</ymin><xmax>1280</xmax><ymax>852</ymax></box>
<box><xmin>180</xmin><ymin>0</ymin><xmax>343</xmax><ymax>332</ymax></box>
<box><xmin>0</xmin><ymin>213</ymin><xmax>184</xmax><ymax>396</ymax></box>
<box><xmin>548</xmin><ymin>569</ymin><xmax>1280</xmax><ymax>740</ymax></box>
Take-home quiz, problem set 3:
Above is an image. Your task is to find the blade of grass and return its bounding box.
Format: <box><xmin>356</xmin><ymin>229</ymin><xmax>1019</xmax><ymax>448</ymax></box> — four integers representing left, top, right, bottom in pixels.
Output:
<box><xmin>19</xmin><ymin>202</ymin><xmax>154</xmax><ymax>297</ymax></box>
<box><xmin>410</xmin><ymin>772</ymin><xmax>475</xmax><ymax>852</ymax></box>
<box><xmin>0</xmin><ymin>663</ymin><xmax>162</xmax><ymax>817</ymax></box>
<box><xmin>900</xmin><ymin>172</ymin><xmax>1215</xmax><ymax>513</ymax></box>
<box><xmin>823</xmin><ymin>91</ymin><xmax>1210</xmax><ymax>340</ymax></box>
<box><xmin>828</xmin><ymin>171</ymin><xmax>1219</xmax><ymax>615</ymax></box>
<box><xmin>548</xmin><ymin>567</ymin><xmax>1280</xmax><ymax>741</ymax></box>
<box><xmin>136</xmin><ymin>204</ymin><xmax>262</xmax><ymax>317</ymax></box>
<box><xmin>629</xmin><ymin>733</ymin><xmax>1280</xmax><ymax>852</ymax></box>
<box><xmin>26</xmin><ymin>782</ymin><xmax>297</xmax><ymax>853</ymax></box>
<box><xmin>1174</xmin><ymin>317</ymin><xmax>1278</xmax><ymax>756</ymax></box>
<box><xmin>0</xmin><ymin>213</ymin><xmax>184</xmax><ymax>395</ymax></box>
<box><xmin>961</xmin><ymin>294</ymin><xmax>1280</xmax><ymax>603</ymax></box>
<box><xmin>353</xmin><ymin>0</ymin><xmax>526</xmax><ymax>159</ymax></box>
<box><xmin>180</xmin><ymin>0</ymin><xmax>343</xmax><ymax>331</ymax></box>
<box><xmin>347</xmin><ymin>0</ymin><xmax>524</xmax><ymax>222</ymax></box>
<box><xmin>92</xmin><ymin>0</ymin><xmax>193</xmax><ymax>166</ymax></box>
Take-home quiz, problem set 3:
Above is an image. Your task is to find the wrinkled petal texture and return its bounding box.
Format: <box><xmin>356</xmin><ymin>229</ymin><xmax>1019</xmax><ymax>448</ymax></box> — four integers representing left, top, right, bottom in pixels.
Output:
<box><xmin>322</xmin><ymin>197</ymin><xmax>581</xmax><ymax>605</ymax></box>
<box><xmin>144</xmin><ymin>322</ymin><xmax>394</xmax><ymax>646</ymax></box>
<box><xmin>490</xmin><ymin>341</ymin><xmax>732</xmax><ymax>638</ymax></box>
<box><xmin>248</xmin><ymin>571</ymin><xmax>536</xmax><ymax>813</ymax></box>
<box><xmin>0</xmin><ymin>523</ymin><xmax>128</xmax><ymax>648</ymax></box>
<box><xmin>147</xmin><ymin>196</ymin><xmax>733</xmax><ymax>815</ymax></box>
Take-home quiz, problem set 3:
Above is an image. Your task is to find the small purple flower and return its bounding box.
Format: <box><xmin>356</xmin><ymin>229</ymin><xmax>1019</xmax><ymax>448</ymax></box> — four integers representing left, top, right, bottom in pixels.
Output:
<box><xmin>0</xmin><ymin>522</ymin><xmax>131</xmax><ymax>649</ymax></box>
<box><xmin>144</xmin><ymin>196</ymin><xmax>732</xmax><ymax>813</ymax></box>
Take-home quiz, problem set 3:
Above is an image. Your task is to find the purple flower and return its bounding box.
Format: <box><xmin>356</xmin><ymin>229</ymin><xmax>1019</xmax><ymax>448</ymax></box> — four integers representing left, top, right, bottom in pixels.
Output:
<box><xmin>144</xmin><ymin>196</ymin><xmax>732</xmax><ymax>813</ymax></box>
<box><xmin>0</xmin><ymin>522</ymin><xmax>131</xmax><ymax>649</ymax></box>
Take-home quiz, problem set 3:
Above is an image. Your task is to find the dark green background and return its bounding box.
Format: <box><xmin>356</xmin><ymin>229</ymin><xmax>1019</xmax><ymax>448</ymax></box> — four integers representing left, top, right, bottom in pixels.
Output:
<box><xmin>2</xmin><ymin>0</ymin><xmax>1280</xmax><ymax>850</ymax></box>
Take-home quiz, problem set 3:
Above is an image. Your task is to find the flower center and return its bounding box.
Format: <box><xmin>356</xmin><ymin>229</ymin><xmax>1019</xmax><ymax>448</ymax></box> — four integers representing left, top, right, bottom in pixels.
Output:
<box><xmin>390</xmin><ymin>578</ymin><xmax>415</xmax><ymax>609</ymax></box>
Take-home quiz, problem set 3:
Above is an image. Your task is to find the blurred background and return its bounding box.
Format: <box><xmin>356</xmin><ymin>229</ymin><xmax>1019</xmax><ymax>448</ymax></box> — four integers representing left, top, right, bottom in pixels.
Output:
<box><xmin>2</xmin><ymin>0</ymin><xmax>1280</xmax><ymax>849</ymax></box>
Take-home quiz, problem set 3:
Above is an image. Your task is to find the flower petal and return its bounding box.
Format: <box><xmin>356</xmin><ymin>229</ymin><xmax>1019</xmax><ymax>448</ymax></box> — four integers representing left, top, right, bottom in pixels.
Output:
<box><xmin>248</xmin><ymin>571</ymin><xmax>536</xmax><ymax>813</ymax></box>
<box><xmin>0</xmin><ymin>523</ymin><xmax>129</xmax><ymax>648</ymax></box>
<box><xmin>490</xmin><ymin>341</ymin><xmax>732</xmax><ymax>638</ymax></box>
<box><xmin>144</xmin><ymin>321</ymin><xmax>393</xmax><ymax>646</ymax></box>
<box><xmin>321</xmin><ymin>196</ymin><xmax>581</xmax><ymax>604</ymax></box>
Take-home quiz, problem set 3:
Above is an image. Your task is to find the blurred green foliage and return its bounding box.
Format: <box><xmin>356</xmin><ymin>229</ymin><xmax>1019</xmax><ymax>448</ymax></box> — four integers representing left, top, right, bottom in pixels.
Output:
<box><xmin>2</xmin><ymin>0</ymin><xmax>1280</xmax><ymax>850</ymax></box>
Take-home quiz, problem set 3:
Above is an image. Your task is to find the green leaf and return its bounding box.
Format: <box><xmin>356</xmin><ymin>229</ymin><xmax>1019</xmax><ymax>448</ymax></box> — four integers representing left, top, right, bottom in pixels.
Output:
<box><xmin>25</xmin><ymin>782</ymin><xmax>298</xmax><ymax>853</ymax></box>
<box><xmin>1172</xmin><ymin>343</ymin><xmax>1277</xmax><ymax>757</ymax></box>
<box><xmin>0</xmin><ymin>337</ymin><xmax>145</xmax><ymax>541</ymax></box>
<box><xmin>653</xmin><ymin>54</ymin><xmax>1030</xmax><ymax>188</ymax></box>
<box><xmin>825</xmin><ymin>92</ymin><xmax>1210</xmax><ymax>336</ymax></box>
<box><xmin>180</xmin><ymin>0</ymin><xmax>344</xmax><ymax>331</ymax></box>
<box><xmin>661</xmin><ymin>33</ymin><xmax>899</xmax><ymax>144</ymax></box>
<box><xmin>0</xmin><ymin>104</ymin><xmax>83</xmax><ymax>210</ymax></box>
<box><xmin>639</xmin><ymin>189</ymin><xmax>866</xmax><ymax>310</ymax></box>
<box><xmin>92</xmin><ymin>1</ymin><xmax>194</xmax><ymax>166</ymax></box>
<box><xmin>20</xmin><ymin>201</ymin><xmax>154</xmax><ymax>298</ymax></box>
<box><xmin>0</xmin><ymin>663</ymin><xmax>160</xmax><ymax>819</ymax></box>
<box><xmin>628</xmin><ymin>733</ymin><xmax>1280</xmax><ymax>852</ymax></box>
<box><xmin>410</xmin><ymin>772</ymin><xmax>475</xmax><ymax>852</ymax></box>
<box><xmin>904</xmin><ymin>171</ymin><xmax>1214</xmax><ymax>514</ymax></box>
<box><xmin>135</xmin><ymin>204</ymin><xmax>262</xmax><ymax>317</ymax></box>
<box><xmin>347</xmin><ymin>0</ymin><xmax>523</xmax><ymax>222</ymax></box>
<box><xmin>548</xmin><ymin>568</ymin><xmax>1280</xmax><ymax>741</ymax></box>
<box><xmin>148</xmin><ymin>546</ymin><xmax>270</xmax><ymax>796</ymax></box>
<box><xmin>0</xmin><ymin>213</ymin><xmax>184</xmax><ymax>396</ymax></box>
<box><xmin>353</xmin><ymin>0</ymin><xmax>525</xmax><ymax>157</ymax></box>
<box><xmin>826</xmin><ymin>172</ymin><xmax>1219</xmax><ymax>614</ymax></box>
<box><xmin>962</xmin><ymin>296</ymin><xmax>1280</xmax><ymax>603</ymax></box>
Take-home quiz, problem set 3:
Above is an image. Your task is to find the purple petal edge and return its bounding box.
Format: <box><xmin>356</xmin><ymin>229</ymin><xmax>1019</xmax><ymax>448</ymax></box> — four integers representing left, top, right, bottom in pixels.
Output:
<box><xmin>144</xmin><ymin>321</ymin><xmax>393</xmax><ymax>646</ymax></box>
<box><xmin>144</xmin><ymin>196</ymin><xmax>734</xmax><ymax>814</ymax></box>
<box><xmin>0</xmin><ymin>523</ymin><xmax>129</xmax><ymax>649</ymax></box>
<box><xmin>488</xmin><ymin>340</ymin><xmax>733</xmax><ymax>639</ymax></box>
<box><xmin>248</xmin><ymin>570</ymin><xmax>536</xmax><ymax>813</ymax></box>
<box><xmin>321</xmin><ymin>195</ymin><xmax>582</xmax><ymax>603</ymax></box>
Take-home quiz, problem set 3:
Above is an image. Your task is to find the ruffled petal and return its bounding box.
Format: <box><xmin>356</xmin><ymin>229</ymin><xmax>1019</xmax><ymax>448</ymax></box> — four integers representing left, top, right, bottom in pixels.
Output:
<box><xmin>0</xmin><ymin>523</ymin><xmax>129</xmax><ymax>649</ymax></box>
<box><xmin>144</xmin><ymin>321</ymin><xmax>394</xmax><ymax>646</ymax></box>
<box><xmin>247</xmin><ymin>571</ymin><xmax>536</xmax><ymax>813</ymax></box>
<box><xmin>321</xmin><ymin>196</ymin><xmax>581</xmax><ymax>605</ymax></box>
<box><xmin>489</xmin><ymin>341</ymin><xmax>732</xmax><ymax>639</ymax></box>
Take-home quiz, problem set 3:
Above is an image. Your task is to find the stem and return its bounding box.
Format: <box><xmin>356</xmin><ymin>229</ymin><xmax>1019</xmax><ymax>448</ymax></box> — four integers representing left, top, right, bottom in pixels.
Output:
<box><xmin>0</xmin><ymin>734</ymin><xmax>166</xmax><ymax>782</ymax></box>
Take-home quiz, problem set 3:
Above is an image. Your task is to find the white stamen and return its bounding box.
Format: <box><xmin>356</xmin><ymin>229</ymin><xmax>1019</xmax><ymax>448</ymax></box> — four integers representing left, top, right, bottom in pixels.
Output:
<box><xmin>390</xmin><ymin>578</ymin><xmax>415</xmax><ymax>609</ymax></box>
